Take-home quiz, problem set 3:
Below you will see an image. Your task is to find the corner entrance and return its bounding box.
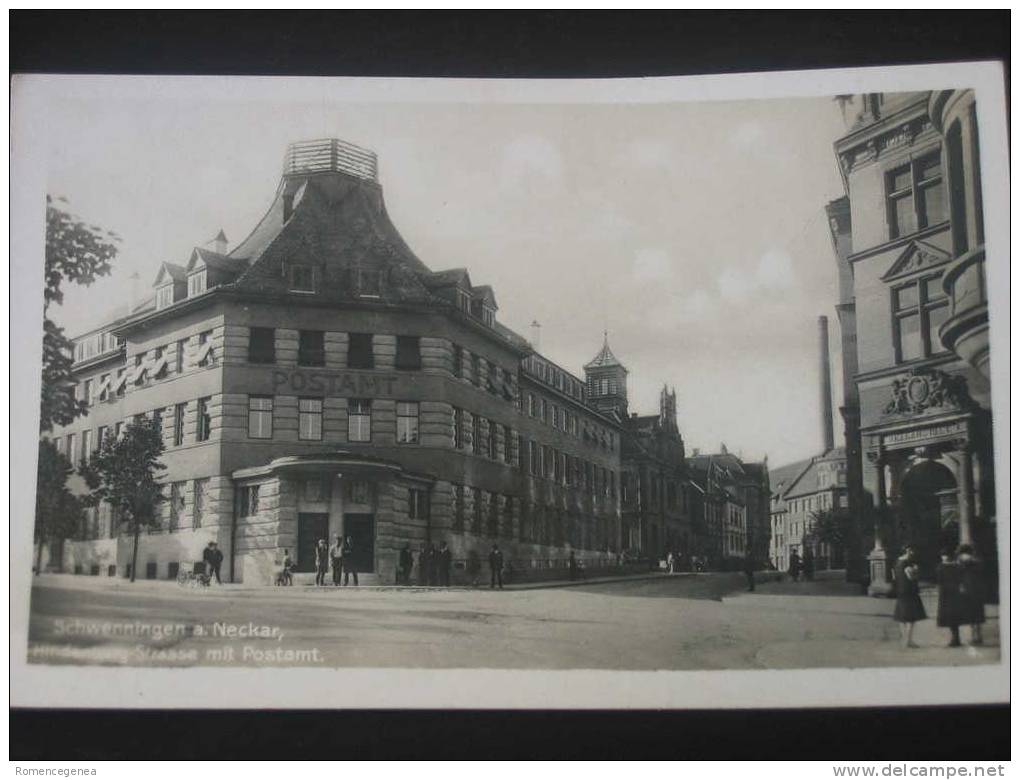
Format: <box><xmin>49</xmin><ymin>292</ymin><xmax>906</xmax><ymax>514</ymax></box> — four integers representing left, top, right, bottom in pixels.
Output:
<box><xmin>296</xmin><ymin>513</ymin><xmax>329</xmax><ymax>573</ymax></box>
<box><xmin>343</xmin><ymin>513</ymin><xmax>375</xmax><ymax>573</ymax></box>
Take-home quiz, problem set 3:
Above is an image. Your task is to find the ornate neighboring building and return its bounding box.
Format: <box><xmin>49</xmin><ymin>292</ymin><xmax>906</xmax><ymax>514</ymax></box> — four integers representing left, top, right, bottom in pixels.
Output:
<box><xmin>828</xmin><ymin>91</ymin><xmax>995</xmax><ymax>594</ymax></box>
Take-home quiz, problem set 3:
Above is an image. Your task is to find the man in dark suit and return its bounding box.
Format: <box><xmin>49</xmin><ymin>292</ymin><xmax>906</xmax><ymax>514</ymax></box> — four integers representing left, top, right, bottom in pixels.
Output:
<box><xmin>398</xmin><ymin>544</ymin><xmax>413</xmax><ymax>585</ymax></box>
<box><xmin>341</xmin><ymin>536</ymin><xmax>358</xmax><ymax>586</ymax></box>
<box><xmin>489</xmin><ymin>544</ymin><xmax>504</xmax><ymax>590</ymax></box>
<box><xmin>438</xmin><ymin>541</ymin><xmax>452</xmax><ymax>587</ymax></box>
<box><xmin>209</xmin><ymin>542</ymin><xmax>224</xmax><ymax>585</ymax></box>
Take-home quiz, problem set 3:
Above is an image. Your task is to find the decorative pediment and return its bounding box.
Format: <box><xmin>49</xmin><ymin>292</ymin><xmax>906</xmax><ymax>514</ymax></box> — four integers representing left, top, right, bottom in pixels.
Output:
<box><xmin>883</xmin><ymin>368</ymin><xmax>976</xmax><ymax>418</ymax></box>
<box><xmin>881</xmin><ymin>240</ymin><xmax>952</xmax><ymax>282</ymax></box>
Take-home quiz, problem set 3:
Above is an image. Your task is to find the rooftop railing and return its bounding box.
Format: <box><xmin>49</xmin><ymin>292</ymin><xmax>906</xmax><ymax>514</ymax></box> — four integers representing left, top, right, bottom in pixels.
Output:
<box><xmin>283</xmin><ymin>138</ymin><xmax>378</xmax><ymax>182</ymax></box>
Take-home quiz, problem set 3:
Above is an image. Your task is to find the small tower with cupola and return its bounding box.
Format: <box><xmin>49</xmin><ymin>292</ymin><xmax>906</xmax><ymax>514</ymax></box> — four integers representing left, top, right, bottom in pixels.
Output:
<box><xmin>584</xmin><ymin>332</ymin><xmax>628</xmax><ymax>418</ymax></box>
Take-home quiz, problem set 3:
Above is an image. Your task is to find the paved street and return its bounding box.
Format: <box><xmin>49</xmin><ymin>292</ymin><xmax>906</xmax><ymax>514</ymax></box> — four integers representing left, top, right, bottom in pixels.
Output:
<box><xmin>25</xmin><ymin>572</ymin><xmax>1000</xmax><ymax>670</ymax></box>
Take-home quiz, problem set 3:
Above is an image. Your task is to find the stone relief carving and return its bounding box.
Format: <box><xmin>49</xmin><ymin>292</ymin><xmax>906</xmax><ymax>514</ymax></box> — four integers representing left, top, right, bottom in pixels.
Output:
<box><xmin>884</xmin><ymin>368</ymin><xmax>974</xmax><ymax>416</ymax></box>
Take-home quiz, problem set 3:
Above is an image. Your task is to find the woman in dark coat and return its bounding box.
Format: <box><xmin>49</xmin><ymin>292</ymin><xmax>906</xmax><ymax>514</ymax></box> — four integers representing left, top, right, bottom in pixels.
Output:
<box><xmin>935</xmin><ymin>550</ymin><xmax>963</xmax><ymax>647</ymax></box>
<box><xmin>956</xmin><ymin>545</ymin><xmax>986</xmax><ymax>646</ymax></box>
<box><xmin>893</xmin><ymin>546</ymin><xmax>926</xmax><ymax>648</ymax></box>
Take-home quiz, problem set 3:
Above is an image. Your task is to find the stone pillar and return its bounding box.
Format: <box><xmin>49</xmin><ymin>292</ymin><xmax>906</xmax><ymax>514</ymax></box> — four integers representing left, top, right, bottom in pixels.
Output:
<box><xmin>957</xmin><ymin>445</ymin><xmax>974</xmax><ymax>545</ymax></box>
<box><xmin>867</xmin><ymin>450</ymin><xmax>893</xmax><ymax>596</ymax></box>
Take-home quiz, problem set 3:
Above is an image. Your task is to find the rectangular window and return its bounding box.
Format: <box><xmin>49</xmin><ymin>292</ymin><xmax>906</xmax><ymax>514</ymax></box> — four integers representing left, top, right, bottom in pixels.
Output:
<box><xmin>193</xmin><ymin>478</ymin><xmax>208</xmax><ymax>529</ymax></box>
<box><xmin>396</xmin><ymin>401</ymin><xmax>419</xmax><ymax>444</ymax></box>
<box><xmin>156</xmin><ymin>284</ymin><xmax>174</xmax><ymax>310</ymax></box>
<box><xmin>247</xmin><ymin>395</ymin><xmax>273</xmax><ymax>439</ymax></box>
<box><xmin>298</xmin><ymin>330</ymin><xmax>325</xmax><ymax>367</ymax></box>
<box><xmin>454</xmin><ymin>407</ymin><xmax>464</xmax><ymax>449</ymax></box>
<box><xmin>488</xmin><ymin>419</ymin><xmax>497</xmax><ymax>458</ymax></box>
<box><xmin>298</xmin><ymin>397</ymin><xmax>324</xmax><ymax>441</ymax></box>
<box><xmin>82</xmin><ymin>379</ymin><xmax>93</xmax><ymax>406</ymax></box>
<box><xmin>472</xmin><ymin>488</ymin><xmax>483</xmax><ymax>534</ymax></box>
<box><xmin>67</xmin><ymin>433</ymin><xmax>76</xmax><ymax>463</ymax></box>
<box><xmin>471</xmin><ymin>355</ymin><xmax>481</xmax><ymax>386</ymax></box>
<box><xmin>453</xmin><ymin>485</ymin><xmax>465</xmax><ymax>533</ymax></box>
<box><xmin>188</xmin><ymin>269</ymin><xmax>207</xmax><ymax>297</ymax></box>
<box><xmin>395</xmin><ymin>336</ymin><xmax>422</xmax><ymax>371</ymax></box>
<box><xmin>113</xmin><ymin>422</ymin><xmax>123</xmax><ymax>440</ymax></box>
<box><xmin>893</xmin><ymin>275</ymin><xmax>950</xmax><ymax>362</ymax></box>
<box><xmin>96</xmin><ymin>425</ymin><xmax>107</xmax><ymax>451</ymax></box>
<box><xmin>116</xmin><ymin>368</ymin><xmax>126</xmax><ymax>397</ymax></box>
<box><xmin>409</xmin><ymin>488</ymin><xmax>430</xmax><ymax>521</ymax></box>
<box><xmin>289</xmin><ymin>264</ymin><xmax>315</xmax><ymax>293</ymax></box>
<box><xmin>886</xmin><ymin>152</ymin><xmax>946</xmax><ymax>239</ymax></box>
<box><xmin>503</xmin><ymin>425</ymin><xmax>513</xmax><ymax>463</ymax></box>
<box><xmin>554</xmin><ymin>451</ymin><xmax>563</xmax><ymax>484</ymax></box>
<box><xmin>173</xmin><ymin>402</ymin><xmax>187</xmax><ymax>446</ymax></box>
<box><xmin>175</xmin><ymin>338</ymin><xmax>187</xmax><ymax>372</ymax></box>
<box><xmin>196</xmin><ymin>397</ymin><xmax>212</xmax><ymax>442</ymax></box>
<box><xmin>528</xmin><ymin>393</ymin><xmax>536</xmax><ymax>417</ymax></box>
<box><xmin>472</xmin><ymin>415</ymin><xmax>482</xmax><ymax>455</ymax></box>
<box><xmin>303</xmin><ymin>479</ymin><xmax>327</xmax><ymax>503</ymax></box>
<box><xmin>487</xmin><ymin>493</ymin><xmax>499</xmax><ymax>537</ymax></box>
<box><xmin>239</xmin><ymin>484</ymin><xmax>260</xmax><ymax>517</ymax></box>
<box><xmin>347</xmin><ymin>399</ymin><xmax>372</xmax><ymax>442</ymax></box>
<box><xmin>453</xmin><ymin>345</ymin><xmax>463</xmax><ymax>377</ymax></box>
<box><xmin>248</xmin><ymin>327</ymin><xmax>276</xmax><ymax>364</ymax></box>
<box><xmin>529</xmin><ymin>440</ymin><xmax>538</xmax><ymax>476</ymax></box>
<box><xmin>81</xmin><ymin>429</ymin><xmax>92</xmax><ymax>463</ymax></box>
<box><xmin>347</xmin><ymin>333</ymin><xmax>374</xmax><ymax>369</ymax></box>
<box><xmin>169</xmin><ymin>481</ymin><xmax>186</xmax><ymax>531</ymax></box>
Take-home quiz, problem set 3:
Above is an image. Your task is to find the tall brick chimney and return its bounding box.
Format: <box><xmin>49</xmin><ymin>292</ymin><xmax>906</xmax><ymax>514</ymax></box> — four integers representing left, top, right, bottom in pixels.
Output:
<box><xmin>818</xmin><ymin>315</ymin><xmax>835</xmax><ymax>452</ymax></box>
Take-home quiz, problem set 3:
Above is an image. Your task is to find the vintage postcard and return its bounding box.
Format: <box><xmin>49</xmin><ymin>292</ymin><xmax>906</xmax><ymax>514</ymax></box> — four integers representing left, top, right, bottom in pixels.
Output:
<box><xmin>9</xmin><ymin>62</ymin><xmax>1009</xmax><ymax>709</ymax></box>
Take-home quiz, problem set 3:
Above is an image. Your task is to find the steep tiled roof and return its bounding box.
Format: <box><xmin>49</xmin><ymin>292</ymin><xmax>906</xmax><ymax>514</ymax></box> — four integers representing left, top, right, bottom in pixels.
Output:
<box><xmin>190</xmin><ymin>247</ymin><xmax>249</xmax><ymax>276</ymax></box>
<box><xmin>584</xmin><ymin>336</ymin><xmax>624</xmax><ymax>370</ymax></box>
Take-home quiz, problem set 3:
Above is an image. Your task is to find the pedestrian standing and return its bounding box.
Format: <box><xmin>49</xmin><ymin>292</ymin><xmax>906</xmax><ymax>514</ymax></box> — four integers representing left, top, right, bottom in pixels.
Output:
<box><xmin>744</xmin><ymin>555</ymin><xmax>756</xmax><ymax>592</ymax></box>
<box><xmin>956</xmin><ymin>544</ymin><xmax>986</xmax><ymax>646</ymax></box>
<box><xmin>788</xmin><ymin>550</ymin><xmax>802</xmax><ymax>583</ymax></box>
<box><xmin>935</xmin><ymin>549</ymin><xmax>963</xmax><ymax>647</ymax></box>
<box><xmin>341</xmin><ymin>536</ymin><xmax>358</xmax><ymax>586</ymax></box>
<box><xmin>315</xmin><ymin>539</ymin><xmax>329</xmax><ymax>586</ymax></box>
<box><xmin>209</xmin><ymin>542</ymin><xmax>224</xmax><ymax>585</ymax></box>
<box><xmin>666</xmin><ymin>551</ymin><xmax>674</xmax><ymax>575</ymax></box>
<box><xmin>489</xmin><ymin>544</ymin><xmax>504</xmax><ymax>589</ymax></box>
<box><xmin>399</xmin><ymin>544</ymin><xmax>413</xmax><ymax>585</ymax></box>
<box><xmin>281</xmin><ymin>548</ymin><xmax>294</xmax><ymax>586</ymax></box>
<box><xmin>329</xmin><ymin>535</ymin><xmax>343</xmax><ymax>586</ymax></box>
<box><xmin>202</xmin><ymin>542</ymin><xmax>215</xmax><ymax>582</ymax></box>
<box><xmin>803</xmin><ymin>548</ymin><xmax>815</xmax><ymax>581</ymax></box>
<box><xmin>438</xmin><ymin>541</ymin><xmax>452</xmax><ymax>587</ymax></box>
<box><xmin>893</xmin><ymin>546</ymin><xmax>926</xmax><ymax>648</ymax></box>
<box><xmin>426</xmin><ymin>543</ymin><xmax>438</xmax><ymax>586</ymax></box>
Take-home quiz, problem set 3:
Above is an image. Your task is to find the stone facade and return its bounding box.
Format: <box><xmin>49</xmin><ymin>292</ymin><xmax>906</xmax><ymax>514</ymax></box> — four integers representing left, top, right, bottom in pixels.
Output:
<box><xmin>828</xmin><ymin>92</ymin><xmax>996</xmax><ymax>593</ymax></box>
<box><xmin>41</xmin><ymin>138</ymin><xmax>632</xmax><ymax>585</ymax></box>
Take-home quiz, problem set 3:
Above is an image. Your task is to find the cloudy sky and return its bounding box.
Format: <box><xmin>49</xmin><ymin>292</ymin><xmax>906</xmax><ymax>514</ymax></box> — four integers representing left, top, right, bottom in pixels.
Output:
<box><xmin>43</xmin><ymin>85</ymin><xmax>853</xmax><ymax>467</ymax></box>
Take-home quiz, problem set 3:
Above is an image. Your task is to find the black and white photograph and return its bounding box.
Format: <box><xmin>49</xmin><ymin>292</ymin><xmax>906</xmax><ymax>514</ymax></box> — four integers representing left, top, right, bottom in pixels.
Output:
<box><xmin>10</xmin><ymin>58</ymin><xmax>1009</xmax><ymax>716</ymax></box>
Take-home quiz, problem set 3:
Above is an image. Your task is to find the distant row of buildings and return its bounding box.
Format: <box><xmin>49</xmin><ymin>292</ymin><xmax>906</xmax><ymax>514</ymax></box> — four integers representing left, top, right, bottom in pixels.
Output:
<box><xmin>40</xmin><ymin>138</ymin><xmax>770</xmax><ymax>584</ymax></box>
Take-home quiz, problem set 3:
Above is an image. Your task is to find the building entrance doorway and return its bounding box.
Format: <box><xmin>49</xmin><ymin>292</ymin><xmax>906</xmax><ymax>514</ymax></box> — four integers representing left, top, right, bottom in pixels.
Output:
<box><xmin>899</xmin><ymin>460</ymin><xmax>957</xmax><ymax>580</ymax></box>
<box><xmin>343</xmin><ymin>513</ymin><xmax>375</xmax><ymax>573</ymax></box>
<box><xmin>296</xmin><ymin>513</ymin><xmax>329</xmax><ymax>573</ymax></box>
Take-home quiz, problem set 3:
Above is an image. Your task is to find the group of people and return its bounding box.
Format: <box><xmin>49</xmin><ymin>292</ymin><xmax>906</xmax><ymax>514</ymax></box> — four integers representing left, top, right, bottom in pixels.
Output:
<box><xmin>201</xmin><ymin>541</ymin><xmax>224</xmax><ymax>584</ymax></box>
<box><xmin>786</xmin><ymin>549</ymin><xmax>815</xmax><ymax>582</ymax></box>
<box><xmin>894</xmin><ymin>544</ymin><xmax>986</xmax><ymax>649</ymax></box>
<box><xmin>315</xmin><ymin>536</ymin><xmax>360</xmax><ymax>586</ymax></box>
<box><xmin>397</xmin><ymin>541</ymin><xmax>453</xmax><ymax>586</ymax></box>
<box><xmin>665</xmin><ymin>551</ymin><xmax>684</xmax><ymax>574</ymax></box>
<box><xmin>275</xmin><ymin>536</ymin><xmax>360</xmax><ymax>587</ymax></box>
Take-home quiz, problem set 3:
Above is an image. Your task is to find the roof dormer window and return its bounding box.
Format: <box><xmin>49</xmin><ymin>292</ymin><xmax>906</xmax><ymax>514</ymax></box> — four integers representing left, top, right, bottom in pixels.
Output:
<box><xmin>188</xmin><ymin>269</ymin><xmax>207</xmax><ymax>297</ymax></box>
<box><xmin>156</xmin><ymin>284</ymin><xmax>175</xmax><ymax>310</ymax></box>
<box><xmin>482</xmin><ymin>305</ymin><xmax>495</xmax><ymax>327</ymax></box>
<box><xmin>457</xmin><ymin>289</ymin><xmax>472</xmax><ymax>314</ymax></box>
<box><xmin>290</xmin><ymin>264</ymin><xmax>315</xmax><ymax>293</ymax></box>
